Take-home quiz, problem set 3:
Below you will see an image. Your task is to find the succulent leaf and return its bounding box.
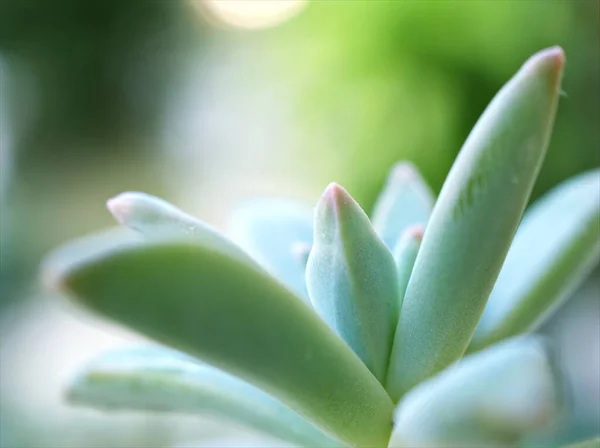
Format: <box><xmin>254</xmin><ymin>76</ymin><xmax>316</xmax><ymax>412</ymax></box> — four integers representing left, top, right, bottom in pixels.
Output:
<box><xmin>389</xmin><ymin>337</ymin><xmax>562</xmax><ymax>448</ymax></box>
<box><xmin>228</xmin><ymin>199</ymin><xmax>314</xmax><ymax>299</ymax></box>
<box><xmin>392</xmin><ymin>225</ymin><xmax>424</xmax><ymax>305</ymax></box>
<box><xmin>306</xmin><ymin>183</ymin><xmax>399</xmax><ymax>383</ymax></box>
<box><xmin>386</xmin><ymin>47</ymin><xmax>565</xmax><ymax>400</ymax></box>
<box><xmin>43</xmin><ymin>231</ymin><xmax>394</xmax><ymax>447</ymax></box>
<box><xmin>107</xmin><ymin>192</ymin><xmax>218</xmax><ymax>238</ymax></box>
<box><xmin>371</xmin><ymin>162</ymin><xmax>435</xmax><ymax>249</ymax></box>
<box><xmin>385</xmin><ymin>226</ymin><xmax>423</xmax><ymax>394</ymax></box>
<box><xmin>471</xmin><ymin>169</ymin><xmax>600</xmax><ymax>351</ymax></box>
<box><xmin>68</xmin><ymin>345</ymin><xmax>343</xmax><ymax>447</ymax></box>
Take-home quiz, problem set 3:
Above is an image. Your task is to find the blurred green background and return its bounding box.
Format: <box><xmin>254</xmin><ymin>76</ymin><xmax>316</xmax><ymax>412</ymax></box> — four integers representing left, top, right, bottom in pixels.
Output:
<box><xmin>1</xmin><ymin>1</ymin><xmax>598</xmax><ymax>447</ymax></box>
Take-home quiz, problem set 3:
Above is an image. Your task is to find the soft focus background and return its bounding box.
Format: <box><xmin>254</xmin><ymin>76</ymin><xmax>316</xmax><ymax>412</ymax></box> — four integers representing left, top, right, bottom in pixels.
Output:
<box><xmin>1</xmin><ymin>1</ymin><xmax>599</xmax><ymax>447</ymax></box>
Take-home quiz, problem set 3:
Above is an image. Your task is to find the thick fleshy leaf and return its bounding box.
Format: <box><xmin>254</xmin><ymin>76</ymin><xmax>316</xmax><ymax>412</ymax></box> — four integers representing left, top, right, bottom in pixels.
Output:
<box><xmin>370</xmin><ymin>162</ymin><xmax>434</xmax><ymax>250</ymax></box>
<box><xmin>107</xmin><ymin>192</ymin><xmax>217</xmax><ymax>238</ymax></box>
<box><xmin>563</xmin><ymin>437</ymin><xmax>600</xmax><ymax>448</ymax></box>
<box><xmin>472</xmin><ymin>170</ymin><xmax>600</xmax><ymax>351</ymax></box>
<box><xmin>392</xmin><ymin>225</ymin><xmax>423</xmax><ymax>306</ymax></box>
<box><xmin>389</xmin><ymin>337</ymin><xmax>562</xmax><ymax>448</ymax></box>
<box><xmin>386</xmin><ymin>47</ymin><xmax>565</xmax><ymax>401</ymax></box>
<box><xmin>43</xmin><ymin>231</ymin><xmax>394</xmax><ymax>447</ymax></box>
<box><xmin>228</xmin><ymin>199</ymin><xmax>314</xmax><ymax>299</ymax></box>
<box><xmin>68</xmin><ymin>345</ymin><xmax>343</xmax><ymax>447</ymax></box>
<box><xmin>306</xmin><ymin>183</ymin><xmax>399</xmax><ymax>383</ymax></box>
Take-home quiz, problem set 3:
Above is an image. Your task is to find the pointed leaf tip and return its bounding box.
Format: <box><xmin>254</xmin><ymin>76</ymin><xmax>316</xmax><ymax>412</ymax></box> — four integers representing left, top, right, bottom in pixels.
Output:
<box><xmin>386</xmin><ymin>48</ymin><xmax>565</xmax><ymax>400</ymax></box>
<box><xmin>371</xmin><ymin>162</ymin><xmax>434</xmax><ymax>249</ymax></box>
<box><xmin>321</xmin><ymin>183</ymin><xmax>352</xmax><ymax>213</ymax></box>
<box><xmin>389</xmin><ymin>162</ymin><xmax>420</xmax><ymax>184</ymax></box>
<box><xmin>105</xmin><ymin>191</ymin><xmax>217</xmax><ymax>239</ymax></box>
<box><xmin>524</xmin><ymin>46</ymin><xmax>565</xmax><ymax>84</ymax></box>
<box><xmin>307</xmin><ymin>183</ymin><xmax>399</xmax><ymax>383</ymax></box>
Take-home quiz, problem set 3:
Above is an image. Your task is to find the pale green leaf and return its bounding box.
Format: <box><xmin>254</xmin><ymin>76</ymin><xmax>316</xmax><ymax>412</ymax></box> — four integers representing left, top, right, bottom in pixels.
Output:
<box><xmin>68</xmin><ymin>345</ymin><xmax>343</xmax><ymax>447</ymax></box>
<box><xmin>306</xmin><ymin>183</ymin><xmax>399</xmax><ymax>383</ymax></box>
<box><xmin>228</xmin><ymin>199</ymin><xmax>313</xmax><ymax>299</ymax></box>
<box><xmin>389</xmin><ymin>336</ymin><xmax>562</xmax><ymax>448</ymax></box>
<box><xmin>43</xmin><ymin>231</ymin><xmax>394</xmax><ymax>447</ymax></box>
<box><xmin>386</xmin><ymin>47</ymin><xmax>565</xmax><ymax>401</ymax></box>
<box><xmin>107</xmin><ymin>192</ymin><xmax>219</xmax><ymax>239</ymax></box>
<box><xmin>371</xmin><ymin>162</ymin><xmax>434</xmax><ymax>249</ymax></box>
<box><xmin>385</xmin><ymin>226</ymin><xmax>423</xmax><ymax>395</ymax></box>
<box><xmin>472</xmin><ymin>169</ymin><xmax>600</xmax><ymax>351</ymax></box>
<box><xmin>391</xmin><ymin>225</ymin><xmax>423</xmax><ymax>306</ymax></box>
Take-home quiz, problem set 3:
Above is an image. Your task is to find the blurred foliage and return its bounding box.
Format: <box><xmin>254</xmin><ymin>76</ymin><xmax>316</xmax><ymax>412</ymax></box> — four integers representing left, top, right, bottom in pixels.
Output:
<box><xmin>250</xmin><ymin>0</ymin><xmax>600</xmax><ymax>207</ymax></box>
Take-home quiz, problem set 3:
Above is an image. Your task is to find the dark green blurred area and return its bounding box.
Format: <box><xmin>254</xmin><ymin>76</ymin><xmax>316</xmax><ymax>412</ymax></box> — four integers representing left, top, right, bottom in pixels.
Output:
<box><xmin>0</xmin><ymin>0</ymin><xmax>204</xmax><ymax>168</ymax></box>
<box><xmin>0</xmin><ymin>1</ymin><xmax>598</xmax><ymax>447</ymax></box>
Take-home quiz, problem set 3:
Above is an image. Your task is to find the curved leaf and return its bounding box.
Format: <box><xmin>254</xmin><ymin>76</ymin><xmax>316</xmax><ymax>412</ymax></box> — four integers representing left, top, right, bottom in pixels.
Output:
<box><xmin>371</xmin><ymin>162</ymin><xmax>434</xmax><ymax>249</ymax></box>
<box><xmin>306</xmin><ymin>183</ymin><xmax>399</xmax><ymax>383</ymax></box>
<box><xmin>228</xmin><ymin>199</ymin><xmax>314</xmax><ymax>299</ymax></box>
<box><xmin>386</xmin><ymin>47</ymin><xmax>565</xmax><ymax>401</ymax></box>
<box><xmin>43</xmin><ymin>231</ymin><xmax>394</xmax><ymax>447</ymax></box>
<box><xmin>563</xmin><ymin>437</ymin><xmax>600</xmax><ymax>448</ymax></box>
<box><xmin>391</xmin><ymin>225</ymin><xmax>423</xmax><ymax>306</ymax></box>
<box><xmin>68</xmin><ymin>345</ymin><xmax>343</xmax><ymax>447</ymax></box>
<box><xmin>389</xmin><ymin>337</ymin><xmax>562</xmax><ymax>448</ymax></box>
<box><xmin>472</xmin><ymin>170</ymin><xmax>600</xmax><ymax>350</ymax></box>
<box><xmin>385</xmin><ymin>226</ymin><xmax>422</xmax><ymax>394</ymax></box>
<box><xmin>107</xmin><ymin>192</ymin><xmax>217</xmax><ymax>238</ymax></box>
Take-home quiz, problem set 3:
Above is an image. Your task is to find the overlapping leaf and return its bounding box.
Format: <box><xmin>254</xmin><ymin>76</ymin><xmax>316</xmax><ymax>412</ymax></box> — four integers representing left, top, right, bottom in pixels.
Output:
<box><xmin>371</xmin><ymin>162</ymin><xmax>434</xmax><ymax>250</ymax></box>
<box><xmin>43</xmin><ymin>228</ymin><xmax>393</xmax><ymax>447</ymax></box>
<box><xmin>228</xmin><ymin>199</ymin><xmax>314</xmax><ymax>299</ymax></box>
<box><xmin>306</xmin><ymin>183</ymin><xmax>399</xmax><ymax>383</ymax></box>
<box><xmin>386</xmin><ymin>47</ymin><xmax>565</xmax><ymax>400</ymax></box>
<box><xmin>471</xmin><ymin>169</ymin><xmax>600</xmax><ymax>350</ymax></box>
<box><xmin>389</xmin><ymin>336</ymin><xmax>562</xmax><ymax>447</ymax></box>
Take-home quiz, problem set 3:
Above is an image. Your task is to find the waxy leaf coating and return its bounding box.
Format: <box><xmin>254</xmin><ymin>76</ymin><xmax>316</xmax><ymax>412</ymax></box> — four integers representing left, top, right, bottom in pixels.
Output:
<box><xmin>68</xmin><ymin>345</ymin><xmax>343</xmax><ymax>447</ymax></box>
<box><xmin>44</xmin><ymin>231</ymin><xmax>394</xmax><ymax>447</ymax></box>
<box><xmin>371</xmin><ymin>162</ymin><xmax>434</xmax><ymax>250</ymax></box>
<box><xmin>472</xmin><ymin>169</ymin><xmax>600</xmax><ymax>350</ymax></box>
<box><xmin>107</xmin><ymin>192</ymin><xmax>216</xmax><ymax>238</ymax></box>
<box><xmin>306</xmin><ymin>183</ymin><xmax>399</xmax><ymax>383</ymax></box>
<box><xmin>386</xmin><ymin>47</ymin><xmax>565</xmax><ymax>400</ymax></box>
<box><xmin>228</xmin><ymin>199</ymin><xmax>314</xmax><ymax>299</ymax></box>
<box><xmin>389</xmin><ymin>337</ymin><xmax>562</xmax><ymax>447</ymax></box>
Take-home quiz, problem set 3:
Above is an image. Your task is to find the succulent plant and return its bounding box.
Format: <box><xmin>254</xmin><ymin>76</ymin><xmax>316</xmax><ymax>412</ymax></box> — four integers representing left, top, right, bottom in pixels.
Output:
<box><xmin>43</xmin><ymin>47</ymin><xmax>600</xmax><ymax>448</ymax></box>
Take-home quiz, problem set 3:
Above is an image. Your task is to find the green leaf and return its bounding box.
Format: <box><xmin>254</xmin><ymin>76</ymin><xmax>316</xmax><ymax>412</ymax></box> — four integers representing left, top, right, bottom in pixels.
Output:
<box><xmin>385</xmin><ymin>226</ymin><xmax>422</xmax><ymax>394</ymax></box>
<box><xmin>306</xmin><ymin>183</ymin><xmax>399</xmax><ymax>383</ymax></box>
<box><xmin>386</xmin><ymin>47</ymin><xmax>565</xmax><ymax>401</ymax></box>
<box><xmin>389</xmin><ymin>336</ymin><xmax>562</xmax><ymax>448</ymax></box>
<box><xmin>43</xmin><ymin>231</ymin><xmax>394</xmax><ymax>447</ymax></box>
<box><xmin>228</xmin><ymin>199</ymin><xmax>314</xmax><ymax>299</ymax></box>
<box><xmin>391</xmin><ymin>225</ymin><xmax>423</xmax><ymax>306</ymax></box>
<box><xmin>371</xmin><ymin>162</ymin><xmax>434</xmax><ymax>250</ymax></box>
<box><xmin>107</xmin><ymin>192</ymin><xmax>219</xmax><ymax>238</ymax></box>
<box><xmin>563</xmin><ymin>437</ymin><xmax>600</xmax><ymax>448</ymax></box>
<box><xmin>68</xmin><ymin>345</ymin><xmax>343</xmax><ymax>448</ymax></box>
<box><xmin>471</xmin><ymin>170</ymin><xmax>600</xmax><ymax>351</ymax></box>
